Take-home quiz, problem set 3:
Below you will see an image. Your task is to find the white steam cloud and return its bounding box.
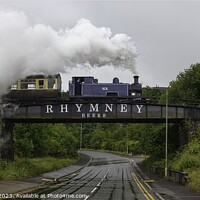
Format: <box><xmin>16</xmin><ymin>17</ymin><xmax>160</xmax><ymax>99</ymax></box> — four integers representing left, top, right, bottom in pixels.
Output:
<box><xmin>0</xmin><ymin>10</ymin><xmax>138</xmax><ymax>95</ymax></box>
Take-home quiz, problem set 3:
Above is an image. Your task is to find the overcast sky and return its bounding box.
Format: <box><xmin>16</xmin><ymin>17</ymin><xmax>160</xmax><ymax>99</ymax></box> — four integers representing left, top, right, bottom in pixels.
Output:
<box><xmin>1</xmin><ymin>0</ymin><xmax>200</xmax><ymax>90</ymax></box>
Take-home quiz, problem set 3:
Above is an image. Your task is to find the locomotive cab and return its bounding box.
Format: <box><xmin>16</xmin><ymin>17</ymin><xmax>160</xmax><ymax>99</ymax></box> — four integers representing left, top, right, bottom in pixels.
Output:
<box><xmin>69</xmin><ymin>76</ymin><xmax>95</xmax><ymax>96</ymax></box>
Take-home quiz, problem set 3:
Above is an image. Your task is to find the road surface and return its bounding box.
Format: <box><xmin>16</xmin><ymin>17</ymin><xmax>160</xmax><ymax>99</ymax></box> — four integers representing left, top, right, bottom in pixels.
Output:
<box><xmin>29</xmin><ymin>151</ymin><xmax>158</xmax><ymax>200</ymax></box>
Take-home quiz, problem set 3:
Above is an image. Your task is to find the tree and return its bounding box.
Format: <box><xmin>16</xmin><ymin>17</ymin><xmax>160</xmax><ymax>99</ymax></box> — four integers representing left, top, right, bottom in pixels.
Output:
<box><xmin>14</xmin><ymin>123</ymin><xmax>79</xmax><ymax>158</ymax></box>
<box><xmin>143</xmin><ymin>86</ymin><xmax>164</xmax><ymax>103</ymax></box>
<box><xmin>161</xmin><ymin>63</ymin><xmax>200</xmax><ymax>106</ymax></box>
<box><xmin>14</xmin><ymin>123</ymin><xmax>51</xmax><ymax>157</ymax></box>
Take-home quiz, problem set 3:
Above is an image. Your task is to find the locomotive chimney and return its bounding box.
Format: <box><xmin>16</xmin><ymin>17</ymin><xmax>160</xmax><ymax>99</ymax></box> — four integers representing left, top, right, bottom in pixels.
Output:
<box><xmin>133</xmin><ymin>75</ymin><xmax>139</xmax><ymax>84</ymax></box>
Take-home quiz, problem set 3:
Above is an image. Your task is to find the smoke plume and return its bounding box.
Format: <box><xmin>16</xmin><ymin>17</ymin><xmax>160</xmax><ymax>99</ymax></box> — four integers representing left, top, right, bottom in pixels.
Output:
<box><xmin>0</xmin><ymin>10</ymin><xmax>138</xmax><ymax>95</ymax></box>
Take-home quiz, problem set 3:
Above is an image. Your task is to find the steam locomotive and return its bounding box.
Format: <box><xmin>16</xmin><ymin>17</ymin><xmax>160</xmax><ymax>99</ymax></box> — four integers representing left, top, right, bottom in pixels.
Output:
<box><xmin>4</xmin><ymin>74</ymin><xmax>145</xmax><ymax>103</ymax></box>
<box><xmin>69</xmin><ymin>75</ymin><xmax>144</xmax><ymax>102</ymax></box>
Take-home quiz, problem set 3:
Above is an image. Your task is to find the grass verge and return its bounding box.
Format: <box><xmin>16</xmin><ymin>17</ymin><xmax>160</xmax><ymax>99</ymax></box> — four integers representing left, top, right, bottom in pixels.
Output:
<box><xmin>0</xmin><ymin>156</ymin><xmax>78</xmax><ymax>180</ymax></box>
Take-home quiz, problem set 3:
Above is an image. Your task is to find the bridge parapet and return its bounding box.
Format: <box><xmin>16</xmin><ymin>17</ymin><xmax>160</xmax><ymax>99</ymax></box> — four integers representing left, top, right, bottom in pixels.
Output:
<box><xmin>2</xmin><ymin>102</ymin><xmax>200</xmax><ymax>123</ymax></box>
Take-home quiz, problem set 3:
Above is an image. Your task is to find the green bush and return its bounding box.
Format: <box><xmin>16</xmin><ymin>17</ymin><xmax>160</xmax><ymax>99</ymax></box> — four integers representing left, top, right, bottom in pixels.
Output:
<box><xmin>14</xmin><ymin>123</ymin><xmax>79</xmax><ymax>158</ymax></box>
<box><xmin>188</xmin><ymin>170</ymin><xmax>200</xmax><ymax>191</ymax></box>
<box><xmin>173</xmin><ymin>154</ymin><xmax>200</xmax><ymax>171</ymax></box>
<box><xmin>172</xmin><ymin>139</ymin><xmax>200</xmax><ymax>171</ymax></box>
<box><xmin>171</xmin><ymin>138</ymin><xmax>200</xmax><ymax>193</ymax></box>
<box><xmin>0</xmin><ymin>157</ymin><xmax>77</xmax><ymax>180</ymax></box>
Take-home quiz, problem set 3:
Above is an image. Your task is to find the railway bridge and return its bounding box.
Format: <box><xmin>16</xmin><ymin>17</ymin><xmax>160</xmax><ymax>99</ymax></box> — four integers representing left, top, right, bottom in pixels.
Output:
<box><xmin>1</xmin><ymin>101</ymin><xmax>200</xmax><ymax>160</ymax></box>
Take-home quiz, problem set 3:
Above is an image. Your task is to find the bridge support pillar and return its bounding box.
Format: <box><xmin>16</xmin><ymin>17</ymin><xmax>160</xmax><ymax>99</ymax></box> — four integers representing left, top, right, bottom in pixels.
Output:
<box><xmin>187</xmin><ymin>120</ymin><xmax>200</xmax><ymax>142</ymax></box>
<box><xmin>178</xmin><ymin>120</ymin><xmax>200</xmax><ymax>146</ymax></box>
<box><xmin>0</xmin><ymin>120</ymin><xmax>14</xmax><ymax>161</ymax></box>
<box><xmin>179</xmin><ymin>122</ymin><xmax>189</xmax><ymax>147</ymax></box>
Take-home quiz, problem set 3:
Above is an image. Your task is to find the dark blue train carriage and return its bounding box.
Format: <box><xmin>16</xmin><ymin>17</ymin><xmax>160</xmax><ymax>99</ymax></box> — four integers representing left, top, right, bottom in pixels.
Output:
<box><xmin>69</xmin><ymin>76</ymin><xmax>144</xmax><ymax>102</ymax></box>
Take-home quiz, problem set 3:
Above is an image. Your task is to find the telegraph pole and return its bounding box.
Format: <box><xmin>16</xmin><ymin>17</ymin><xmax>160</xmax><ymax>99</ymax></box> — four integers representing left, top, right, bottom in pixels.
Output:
<box><xmin>80</xmin><ymin>123</ymin><xmax>83</xmax><ymax>152</ymax></box>
<box><xmin>126</xmin><ymin>129</ymin><xmax>129</xmax><ymax>155</ymax></box>
<box><xmin>165</xmin><ymin>89</ymin><xmax>168</xmax><ymax>177</ymax></box>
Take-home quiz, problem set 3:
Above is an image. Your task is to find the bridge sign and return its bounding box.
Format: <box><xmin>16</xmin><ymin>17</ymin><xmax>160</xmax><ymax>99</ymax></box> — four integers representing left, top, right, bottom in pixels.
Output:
<box><xmin>2</xmin><ymin>102</ymin><xmax>200</xmax><ymax>123</ymax></box>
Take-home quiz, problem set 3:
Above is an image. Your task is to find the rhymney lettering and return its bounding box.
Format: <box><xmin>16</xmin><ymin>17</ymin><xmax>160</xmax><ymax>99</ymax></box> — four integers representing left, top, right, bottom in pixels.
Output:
<box><xmin>45</xmin><ymin>104</ymin><xmax>143</xmax><ymax>116</ymax></box>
